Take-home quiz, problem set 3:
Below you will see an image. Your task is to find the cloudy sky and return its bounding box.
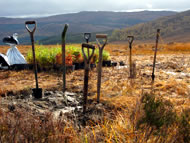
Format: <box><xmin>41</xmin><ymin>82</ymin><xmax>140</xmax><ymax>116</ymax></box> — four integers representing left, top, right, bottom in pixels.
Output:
<box><xmin>0</xmin><ymin>0</ymin><xmax>190</xmax><ymax>17</ymax></box>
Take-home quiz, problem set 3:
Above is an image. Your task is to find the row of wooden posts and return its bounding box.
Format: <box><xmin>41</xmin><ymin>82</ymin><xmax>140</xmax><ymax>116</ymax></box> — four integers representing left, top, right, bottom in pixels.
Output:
<box><xmin>25</xmin><ymin>21</ymin><xmax>160</xmax><ymax>115</ymax></box>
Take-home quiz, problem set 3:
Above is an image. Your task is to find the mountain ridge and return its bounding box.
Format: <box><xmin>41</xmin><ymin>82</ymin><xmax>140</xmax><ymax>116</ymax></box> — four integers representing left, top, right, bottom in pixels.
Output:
<box><xmin>109</xmin><ymin>10</ymin><xmax>190</xmax><ymax>43</ymax></box>
<box><xmin>0</xmin><ymin>11</ymin><xmax>177</xmax><ymax>44</ymax></box>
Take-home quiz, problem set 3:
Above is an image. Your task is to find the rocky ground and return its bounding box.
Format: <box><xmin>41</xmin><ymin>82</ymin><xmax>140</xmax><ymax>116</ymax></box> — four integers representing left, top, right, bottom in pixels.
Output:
<box><xmin>0</xmin><ymin>89</ymin><xmax>117</xmax><ymax>127</ymax></box>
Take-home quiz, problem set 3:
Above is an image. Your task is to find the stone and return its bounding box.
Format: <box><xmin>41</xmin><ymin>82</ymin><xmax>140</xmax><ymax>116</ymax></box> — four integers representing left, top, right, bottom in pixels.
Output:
<box><xmin>66</xmin><ymin>96</ymin><xmax>76</xmax><ymax>102</ymax></box>
<box><xmin>0</xmin><ymin>90</ymin><xmax>85</xmax><ymax>122</ymax></box>
<box><xmin>65</xmin><ymin>92</ymin><xmax>76</xmax><ymax>96</ymax></box>
<box><xmin>44</xmin><ymin>91</ymin><xmax>54</xmax><ymax>96</ymax></box>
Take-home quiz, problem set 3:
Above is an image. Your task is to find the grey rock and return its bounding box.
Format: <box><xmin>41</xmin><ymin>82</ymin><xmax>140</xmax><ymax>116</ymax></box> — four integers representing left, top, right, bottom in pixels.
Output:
<box><xmin>65</xmin><ymin>92</ymin><xmax>76</xmax><ymax>96</ymax></box>
<box><xmin>0</xmin><ymin>90</ymin><xmax>84</xmax><ymax>120</ymax></box>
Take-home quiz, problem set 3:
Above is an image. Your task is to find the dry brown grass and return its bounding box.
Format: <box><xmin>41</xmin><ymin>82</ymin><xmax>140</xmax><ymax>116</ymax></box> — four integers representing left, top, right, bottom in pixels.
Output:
<box><xmin>0</xmin><ymin>70</ymin><xmax>62</xmax><ymax>95</ymax></box>
<box><xmin>1</xmin><ymin>42</ymin><xmax>190</xmax><ymax>56</ymax></box>
<box><xmin>105</xmin><ymin>42</ymin><xmax>190</xmax><ymax>56</ymax></box>
<box><xmin>0</xmin><ymin>43</ymin><xmax>190</xmax><ymax>142</ymax></box>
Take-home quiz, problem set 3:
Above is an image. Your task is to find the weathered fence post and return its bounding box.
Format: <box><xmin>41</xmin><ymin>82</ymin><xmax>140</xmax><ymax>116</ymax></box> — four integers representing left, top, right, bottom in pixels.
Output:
<box><xmin>127</xmin><ymin>36</ymin><xmax>134</xmax><ymax>78</ymax></box>
<box><xmin>152</xmin><ymin>29</ymin><xmax>160</xmax><ymax>83</ymax></box>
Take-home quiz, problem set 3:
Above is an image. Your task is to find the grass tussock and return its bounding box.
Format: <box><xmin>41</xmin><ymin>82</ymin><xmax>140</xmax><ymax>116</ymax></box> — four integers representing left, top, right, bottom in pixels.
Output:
<box><xmin>105</xmin><ymin>42</ymin><xmax>190</xmax><ymax>56</ymax></box>
<box><xmin>0</xmin><ymin>109</ymin><xmax>80</xmax><ymax>143</ymax></box>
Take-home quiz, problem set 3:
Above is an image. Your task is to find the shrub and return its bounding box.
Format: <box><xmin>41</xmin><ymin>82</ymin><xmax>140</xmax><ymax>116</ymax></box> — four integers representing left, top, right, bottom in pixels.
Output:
<box><xmin>26</xmin><ymin>45</ymin><xmax>61</xmax><ymax>66</ymax></box>
<box><xmin>134</xmin><ymin>93</ymin><xmax>190</xmax><ymax>142</ymax></box>
<box><xmin>177</xmin><ymin>109</ymin><xmax>190</xmax><ymax>143</ymax></box>
<box><xmin>0</xmin><ymin>109</ymin><xmax>79</xmax><ymax>142</ymax></box>
<box><xmin>102</xmin><ymin>50</ymin><xmax>111</xmax><ymax>61</ymax></box>
<box><xmin>136</xmin><ymin>93</ymin><xmax>177</xmax><ymax>141</ymax></box>
<box><xmin>26</xmin><ymin>44</ymin><xmax>111</xmax><ymax>66</ymax></box>
<box><xmin>55</xmin><ymin>53</ymin><xmax>73</xmax><ymax>66</ymax></box>
<box><xmin>137</xmin><ymin>93</ymin><xmax>177</xmax><ymax>130</ymax></box>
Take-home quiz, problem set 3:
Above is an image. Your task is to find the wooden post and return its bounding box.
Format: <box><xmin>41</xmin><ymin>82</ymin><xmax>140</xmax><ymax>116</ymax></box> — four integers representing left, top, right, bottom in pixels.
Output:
<box><xmin>127</xmin><ymin>36</ymin><xmax>134</xmax><ymax>78</ymax></box>
<box><xmin>152</xmin><ymin>29</ymin><xmax>160</xmax><ymax>83</ymax></box>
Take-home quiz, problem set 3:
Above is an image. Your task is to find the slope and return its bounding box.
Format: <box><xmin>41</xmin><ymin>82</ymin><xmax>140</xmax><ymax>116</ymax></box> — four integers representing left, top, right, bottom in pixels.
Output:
<box><xmin>0</xmin><ymin>11</ymin><xmax>176</xmax><ymax>44</ymax></box>
<box><xmin>109</xmin><ymin>10</ymin><xmax>190</xmax><ymax>43</ymax></box>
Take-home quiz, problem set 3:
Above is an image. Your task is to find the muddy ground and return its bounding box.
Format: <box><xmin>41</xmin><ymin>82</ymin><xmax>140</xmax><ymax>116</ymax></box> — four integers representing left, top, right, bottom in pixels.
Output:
<box><xmin>0</xmin><ymin>52</ymin><xmax>190</xmax><ymax>126</ymax></box>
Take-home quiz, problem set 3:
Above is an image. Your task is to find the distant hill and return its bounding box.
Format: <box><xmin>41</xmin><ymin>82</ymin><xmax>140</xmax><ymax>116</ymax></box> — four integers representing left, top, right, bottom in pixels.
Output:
<box><xmin>39</xmin><ymin>31</ymin><xmax>113</xmax><ymax>45</ymax></box>
<box><xmin>0</xmin><ymin>11</ymin><xmax>176</xmax><ymax>45</ymax></box>
<box><xmin>109</xmin><ymin>10</ymin><xmax>190</xmax><ymax>43</ymax></box>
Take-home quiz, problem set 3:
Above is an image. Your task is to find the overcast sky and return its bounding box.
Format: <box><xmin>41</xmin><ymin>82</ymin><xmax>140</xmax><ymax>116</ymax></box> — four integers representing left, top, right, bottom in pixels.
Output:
<box><xmin>0</xmin><ymin>0</ymin><xmax>190</xmax><ymax>17</ymax></box>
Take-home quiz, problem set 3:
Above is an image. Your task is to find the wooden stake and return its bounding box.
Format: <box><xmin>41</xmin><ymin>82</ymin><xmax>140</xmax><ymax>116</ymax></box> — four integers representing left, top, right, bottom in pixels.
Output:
<box><xmin>127</xmin><ymin>36</ymin><xmax>134</xmax><ymax>78</ymax></box>
<box><xmin>62</xmin><ymin>24</ymin><xmax>69</xmax><ymax>93</ymax></box>
<box><xmin>152</xmin><ymin>29</ymin><xmax>160</xmax><ymax>83</ymax></box>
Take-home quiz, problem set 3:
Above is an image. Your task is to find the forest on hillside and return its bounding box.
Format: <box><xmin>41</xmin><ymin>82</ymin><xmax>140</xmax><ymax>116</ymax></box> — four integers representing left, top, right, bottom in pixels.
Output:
<box><xmin>109</xmin><ymin>10</ymin><xmax>190</xmax><ymax>42</ymax></box>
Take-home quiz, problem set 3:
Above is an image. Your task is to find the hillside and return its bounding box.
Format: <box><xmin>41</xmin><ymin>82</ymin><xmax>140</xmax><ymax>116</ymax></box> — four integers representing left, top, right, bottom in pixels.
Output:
<box><xmin>0</xmin><ymin>11</ymin><xmax>176</xmax><ymax>44</ymax></box>
<box><xmin>39</xmin><ymin>31</ymin><xmax>113</xmax><ymax>45</ymax></box>
<box><xmin>109</xmin><ymin>10</ymin><xmax>190</xmax><ymax>43</ymax></box>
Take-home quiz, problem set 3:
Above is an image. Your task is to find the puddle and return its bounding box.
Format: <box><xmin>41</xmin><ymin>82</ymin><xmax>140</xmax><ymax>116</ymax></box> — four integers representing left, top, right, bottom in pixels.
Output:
<box><xmin>115</xmin><ymin>65</ymin><xmax>128</xmax><ymax>69</ymax></box>
<box><xmin>163</xmin><ymin>71</ymin><xmax>190</xmax><ymax>77</ymax></box>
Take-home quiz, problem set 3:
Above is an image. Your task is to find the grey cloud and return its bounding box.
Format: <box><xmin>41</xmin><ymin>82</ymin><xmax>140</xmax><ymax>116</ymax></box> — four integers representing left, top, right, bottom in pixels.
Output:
<box><xmin>0</xmin><ymin>0</ymin><xmax>189</xmax><ymax>17</ymax></box>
